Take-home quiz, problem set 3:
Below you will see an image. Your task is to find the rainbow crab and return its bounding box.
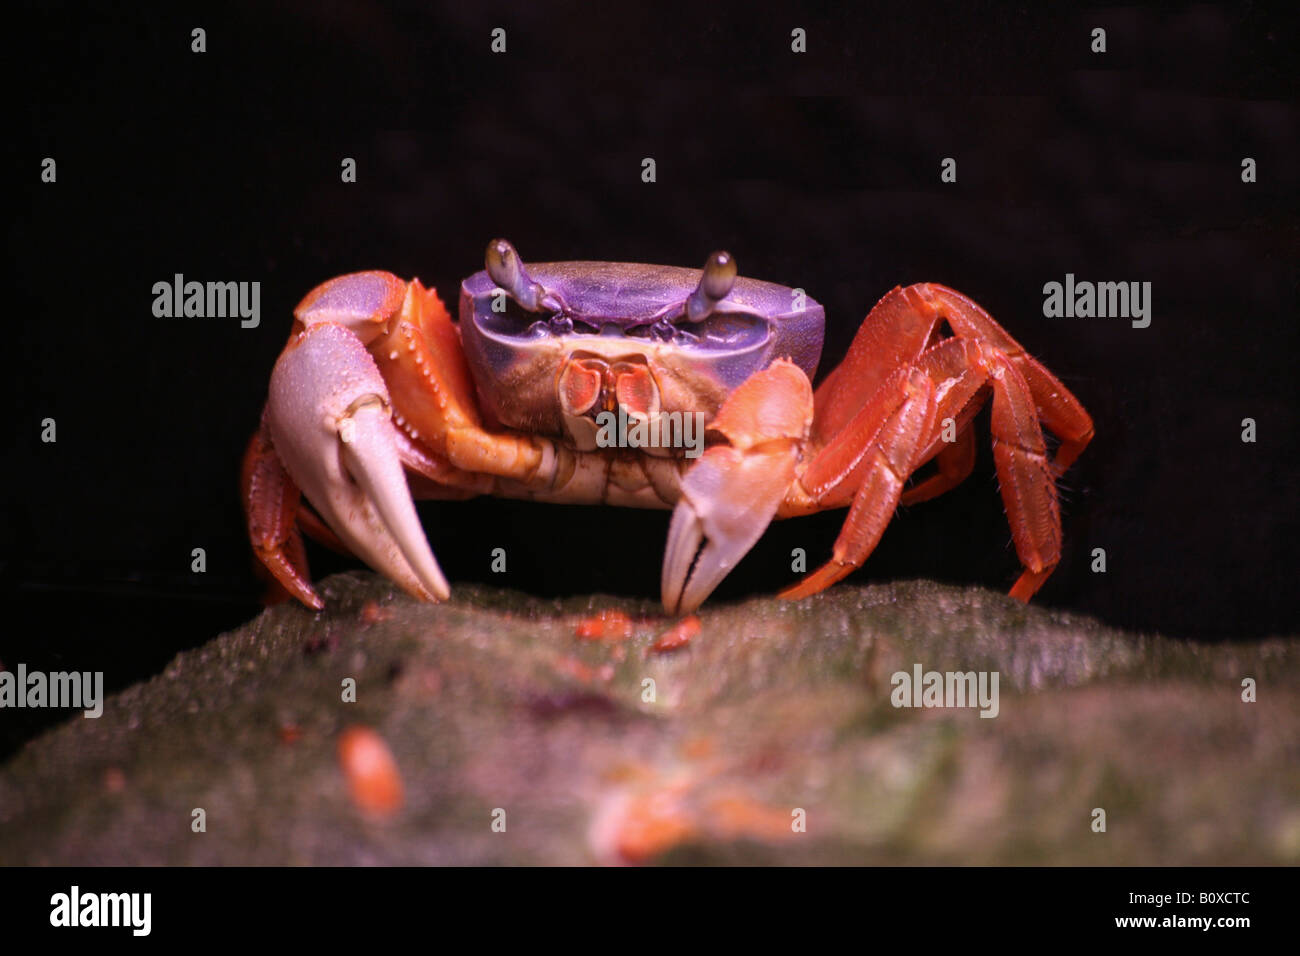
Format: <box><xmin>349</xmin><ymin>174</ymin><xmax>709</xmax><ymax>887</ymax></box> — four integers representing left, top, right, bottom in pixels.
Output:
<box><xmin>242</xmin><ymin>240</ymin><xmax>1093</xmax><ymax>614</ymax></box>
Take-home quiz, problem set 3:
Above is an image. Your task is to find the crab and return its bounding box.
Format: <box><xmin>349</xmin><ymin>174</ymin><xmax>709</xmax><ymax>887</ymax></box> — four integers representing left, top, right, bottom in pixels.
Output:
<box><xmin>242</xmin><ymin>240</ymin><xmax>1093</xmax><ymax>615</ymax></box>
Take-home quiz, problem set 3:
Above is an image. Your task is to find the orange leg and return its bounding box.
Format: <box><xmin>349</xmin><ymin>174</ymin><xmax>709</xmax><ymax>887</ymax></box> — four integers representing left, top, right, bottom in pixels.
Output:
<box><xmin>987</xmin><ymin>352</ymin><xmax>1060</xmax><ymax>601</ymax></box>
<box><xmin>900</xmin><ymin>422</ymin><xmax>978</xmax><ymax>506</ymax></box>
<box><xmin>391</xmin><ymin>425</ymin><xmax>493</xmax><ymax>501</ymax></box>
<box><xmin>782</xmin><ymin>283</ymin><xmax>1092</xmax><ymax>603</ymax></box>
<box><xmin>240</xmin><ymin>414</ymin><xmax>323</xmax><ymax>609</ymax></box>
<box><xmin>916</xmin><ymin>284</ymin><xmax>1094</xmax><ymax>475</ymax></box>
<box><xmin>794</xmin><ymin>337</ymin><xmax>987</xmax><ymax>513</ymax></box>
<box><xmin>811</xmin><ymin>285</ymin><xmax>942</xmax><ymax>445</ymax></box>
<box><xmin>903</xmin><ymin>336</ymin><xmax>993</xmax><ymax>470</ymax></box>
<box><xmin>913</xmin><ymin>285</ymin><xmax>1091</xmax><ymax>599</ymax></box>
<box><xmin>780</xmin><ymin>369</ymin><xmax>937</xmax><ymax>599</ymax></box>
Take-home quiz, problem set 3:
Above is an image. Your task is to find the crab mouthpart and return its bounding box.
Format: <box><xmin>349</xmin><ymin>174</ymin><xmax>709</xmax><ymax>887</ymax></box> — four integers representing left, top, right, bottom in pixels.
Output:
<box><xmin>557</xmin><ymin>352</ymin><xmax>663</xmax><ymax>452</ymax></box>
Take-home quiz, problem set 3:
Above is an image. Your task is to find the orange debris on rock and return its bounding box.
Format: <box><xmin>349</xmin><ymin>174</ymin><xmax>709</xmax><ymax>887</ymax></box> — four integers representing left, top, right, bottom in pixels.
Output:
<box><xmin>573</xmin><ymin>609</ymin><xmax>636</xmax><ymax>642</ymax></box>
<box><xmin>650</xmin><ymin>615</ymin><xmax>700</xmax><ymax>654</ymax></box>
<box><xmin>337</xmin><ymin>725</ymin><xmax>404</xmax><ymax>816</ymax></box>
<box><xmin>360</xmin><ymin>601</ymin><xmax>394</xmax><ymax>624</ymax></box>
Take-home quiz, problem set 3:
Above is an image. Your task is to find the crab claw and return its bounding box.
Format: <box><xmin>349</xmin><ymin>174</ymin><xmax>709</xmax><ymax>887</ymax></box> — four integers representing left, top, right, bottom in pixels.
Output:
<box><xmin>660</xmin><ymin>360</ymin><xmax>812</xmax><ymax>615</ymax></box>
<box><xmin>661</xmin><ymin>446</ymin><xmax>795</xmax><ymax>615</ymax></box>
<box><xmin>267</xmin><ymin>321</ymin><xmax>450</xmax><ymax>603</ymax></box>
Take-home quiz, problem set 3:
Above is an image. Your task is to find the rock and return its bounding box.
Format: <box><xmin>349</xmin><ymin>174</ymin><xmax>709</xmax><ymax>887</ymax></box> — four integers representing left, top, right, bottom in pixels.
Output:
<box><xmin>2</xmin><ymin>572</ymin><xmax>1296</xmax><ymax>865</ymax></box>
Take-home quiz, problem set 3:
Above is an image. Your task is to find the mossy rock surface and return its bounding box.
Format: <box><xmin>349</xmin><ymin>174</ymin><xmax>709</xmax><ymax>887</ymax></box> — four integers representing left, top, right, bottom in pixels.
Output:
<box><xmin>2</xmin><ymin>573</ymin><xmax>1296</xmax><ymax>865</ymax></box>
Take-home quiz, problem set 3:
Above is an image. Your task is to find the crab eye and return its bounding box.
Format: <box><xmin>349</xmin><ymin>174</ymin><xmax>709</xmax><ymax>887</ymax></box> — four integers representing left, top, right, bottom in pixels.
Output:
<box><xmin>625</xmin><ymin>319</ymin><xmax>683</xmax><ymax>343</ymax></box>
<box><xmin>481</xmin><ymin>298</ymin><xmax>596</xmax><ymax>338</ymax></box>
<box><xmin>627</xmin><ymin>322</ymin><xmax>697</xmax><ymax>345</ymax></box>
<box><xmin>624</xmin><ymin>311</ymin><xmax>766</xmax><ymax>349</ymax></box>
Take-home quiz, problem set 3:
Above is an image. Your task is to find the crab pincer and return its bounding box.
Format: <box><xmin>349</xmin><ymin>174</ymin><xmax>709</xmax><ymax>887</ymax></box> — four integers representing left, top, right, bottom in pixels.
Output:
<box><xmin>266</xmin><ymin>279</ymin><xmax>450</xmax><ymax>604</ymax></box>
<box><xmin>661</xmin><ymin>360</ymin><xmax>813</xmax><ymax>614</ymax></box>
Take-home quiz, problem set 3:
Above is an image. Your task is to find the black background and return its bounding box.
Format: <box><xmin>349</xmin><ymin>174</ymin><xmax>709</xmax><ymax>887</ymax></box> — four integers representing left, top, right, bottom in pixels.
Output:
<box><xmin>4</xmin><ymin>2</ymin><xmax>1298</xmax><ymax>755</ymax></box>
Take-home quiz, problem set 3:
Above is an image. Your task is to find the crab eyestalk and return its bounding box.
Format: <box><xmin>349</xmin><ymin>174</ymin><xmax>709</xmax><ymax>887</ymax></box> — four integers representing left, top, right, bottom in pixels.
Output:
<box><xmin>684</xmin><ymin>251</ymin><xmax>737</xmax><ymax>322</ymax></box>
<box><xmin>486</xmin><ymin>238</ymin><xmax>567</xmax><ymax>314</ymax></box>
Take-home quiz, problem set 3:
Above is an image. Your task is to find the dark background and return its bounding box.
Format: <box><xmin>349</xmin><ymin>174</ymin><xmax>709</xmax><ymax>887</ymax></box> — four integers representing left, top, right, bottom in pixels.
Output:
<box><xmin>4</xmin><ymin>1</ymin><xmax>1297</xmax><ymax>755</ymax></box>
